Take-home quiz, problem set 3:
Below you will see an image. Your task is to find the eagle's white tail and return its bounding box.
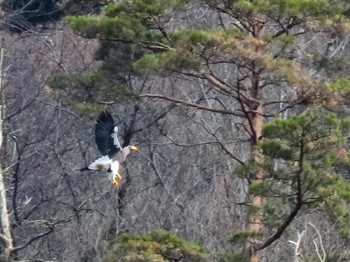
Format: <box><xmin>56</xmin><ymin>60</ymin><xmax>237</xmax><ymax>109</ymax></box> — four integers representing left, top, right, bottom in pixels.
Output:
<box><xmin>88</xmin><ymin>155</ymin><xmax>112</xmax><ymax>171</ymax></box>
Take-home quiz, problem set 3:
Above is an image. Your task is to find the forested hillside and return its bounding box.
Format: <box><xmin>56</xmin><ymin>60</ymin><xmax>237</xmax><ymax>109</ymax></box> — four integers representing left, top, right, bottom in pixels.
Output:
<box><xmin>1</xmin><ymin>1</ymin><xmax>350</xmax><ymax>262</ymax></box>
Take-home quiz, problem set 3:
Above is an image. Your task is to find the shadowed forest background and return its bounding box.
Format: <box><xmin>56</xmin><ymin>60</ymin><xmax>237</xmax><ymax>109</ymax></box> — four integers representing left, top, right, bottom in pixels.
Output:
<box><xmin>1</xmin><ymin>1</ymin><xmax>350</xmax><ymax>262</ymax></box>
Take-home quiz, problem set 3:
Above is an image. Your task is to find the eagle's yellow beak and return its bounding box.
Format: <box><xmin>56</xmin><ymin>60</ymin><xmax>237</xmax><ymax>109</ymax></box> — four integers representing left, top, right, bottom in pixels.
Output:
<box><xmin>130</xmin><ymin>145</ymin><xmax>138</xmax><ymax>151</ymax></box>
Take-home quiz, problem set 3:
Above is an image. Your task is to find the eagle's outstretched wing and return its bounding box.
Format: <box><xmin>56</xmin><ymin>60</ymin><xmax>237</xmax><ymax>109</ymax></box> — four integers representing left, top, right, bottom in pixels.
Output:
<box><xmin>95</xmin><ymin>111</ymin><xmax>116</xmax><ymax>156</ymax></box>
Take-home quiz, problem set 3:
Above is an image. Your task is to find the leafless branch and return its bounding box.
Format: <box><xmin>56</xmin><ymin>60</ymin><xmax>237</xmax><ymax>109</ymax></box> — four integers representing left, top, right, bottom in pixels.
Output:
<box><xmin>140</xmin><ymin>94</ymin><xmax>245</xmax><ymax>117</ymax></box>
<box><xmin>163</xmin><ymin>134</ymin><xmax>221</xmax><ymax>148</ymax></box>
<box><xmin>29</xmin><ymin>96</ymin><xmax>80</xmax><ymax>117</ymax></box>
<box><xmin>191</xmin><ymin>119</ymin><xmax>246</xmax><ymax>166</ymax></box>
<box><xmin>12</xmin><ymin>218</ymin><xmax>72</xmax><ymax>253</ymax></box>
<box><xmin>12</xmin><ymin>229</ymin><xmax>53</xmax><ymax>253</ymax></box>
<box><xmin>308</xmin><ymin>223</ymin><xmax>326</xmax><ymax>262</ymax></box>
<box><xmin>288</xmin><ymin>228</ymin><xmax>306</xmax><ymax>262</ymax></box>
<box><xmin>4</xmin><ymin>148</ymin><xmax>44</xmax><ymax>172</ymax></box>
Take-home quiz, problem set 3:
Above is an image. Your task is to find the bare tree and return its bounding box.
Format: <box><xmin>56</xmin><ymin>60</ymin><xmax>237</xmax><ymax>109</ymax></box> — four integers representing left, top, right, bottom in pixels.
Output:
<box><xmin>0</xmin><ymin>42</ymin><xmax>13</xmax><ymax>262</ymax></box>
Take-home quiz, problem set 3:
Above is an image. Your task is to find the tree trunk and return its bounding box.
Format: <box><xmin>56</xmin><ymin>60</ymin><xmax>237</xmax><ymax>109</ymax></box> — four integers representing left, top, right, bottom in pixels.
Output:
<box><xmin>0</xmin><ymin>46</ymin><xmax>12</xmax><ymax>262</ymax></box>
<box><xmin>246</xmin><ymin>103</ymin><xmax>265</xmax><ymax>262</ymax></box>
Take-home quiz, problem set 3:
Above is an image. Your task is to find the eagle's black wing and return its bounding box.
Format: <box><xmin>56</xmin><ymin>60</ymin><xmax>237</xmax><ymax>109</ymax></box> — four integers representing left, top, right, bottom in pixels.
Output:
<box><xmin>95</xmin><ymin>111</ymin><xmax>114</xmax><ymax>156</ymax></box>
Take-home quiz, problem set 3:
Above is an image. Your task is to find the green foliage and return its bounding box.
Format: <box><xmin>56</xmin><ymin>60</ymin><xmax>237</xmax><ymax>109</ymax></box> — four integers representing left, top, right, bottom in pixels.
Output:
<box><xmin>47</xmin><ymin>72</ymin><xmax>137</xmax><ymax>114</ymax></box>
<box><xmin>254</xmin><ymin>109</ymin><xmax>350</xmax><ymax>235</ymax></box>
<box><xmin>233</xmin><ymin>0</ymin><xmax>344</xmax><ymax>18</ymax></box>
<box><xmin>104</xmin><ymin>0</ymin><xmax>187</xmax><ymax>18</ymax></box>
<box><xmin>103</xmin><ymin>230</ymin><xmax>207</xmax><ymax>262</ymax></box>
<box><xmin>319</xmin><ymin>175</ymin><xmax>350</xmax><ymax>238</ymax></box>
<box><xmin>63</xmin><ymin>0</ymin><xmax>350</xmax><ymax>103</ymax></box>
<box><xmin>261</xmin><ymin>140</ymin><xmax>292</xmax><ymax>160</ymax></box>
<box><xmin>70</xmin><ymin>101</ymin><xmax>104</xmax><ymax>118</ymax></box>
<box><xmin>62</xmin><ymin>0</ymin><xmax>191</xmax><ymax>108</ymax></box>
<box><xmin>324</xmin><ymin>78</ymin><xmax>350</xmax><ymax>106</ymax></box>
<box><xmin>66</xmin><ymin>0</ymin><xmax>186</xmax><ymax>42</ymax></box>
<box><xmin>65</xmin><ymin>16</ymin><xmax>102</xmax><ymax>39</ymax></box>
<box><xmin>218</xmin><ymin>252</ymin><xmax>250</xmax><ymax>262</ymax></box>
<box><xmin>134</xmin><ymin>50</ymin><xmax>201</xmax><ymax>74</ymax></box>
<box><xmin>169</xmin><ymin>29</ymin><xmax>211</xmax><ymax>46</ymax></box>
<box><xmin>133</xmin><ymin>27</ymin><xmax>248</xmax><ymax>74</ymax></box>
<box><xmin>230</xmin><ymin>231</ymin><xmax>262</xmax><ymax>244</ymax></box>
<box><xmin>234</xmin><ymin>159</ymin><xmax>260</xmax><ymax>180</ymax></box>
<box><xmin>314</xmin><ymin>55</ymin><xmax>350</xmax><ymax>76</ymax></box>
<box><xmin>262</xmin><ymin>109</ymin><xmax>348</xmax><ymax>162</ymax></box>
<box><xmin>48</xmin><ymin>72</ymin><xmax>136</xmax><ymax>100</ymax></box>
<box><xmin>249</xmin><ymin>179</ymin><xmax>278</xmax><ymax>196</ymax></box>
<box><xmin>67</xmin><ymin>15</ymin><xmax>161</xmax><ymax>42</ymax></box>
<box><xmin>63</xmin><ymin>0</ymin><xmax>350</xmax><ymax>121</ymax></box>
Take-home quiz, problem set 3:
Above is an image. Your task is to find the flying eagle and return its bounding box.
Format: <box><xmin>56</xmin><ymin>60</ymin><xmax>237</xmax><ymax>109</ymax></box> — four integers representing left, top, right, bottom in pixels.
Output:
<box><xmin>85</xmin><ymin>111</ymin><xmax>138</xmax><ymax>186</ymax></box>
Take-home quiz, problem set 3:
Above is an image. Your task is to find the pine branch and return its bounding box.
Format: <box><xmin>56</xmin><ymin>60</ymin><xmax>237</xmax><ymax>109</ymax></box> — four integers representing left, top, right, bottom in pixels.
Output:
<box><xmin>203</xmin><ymin>73</ymin><xmax>256</xmax><ymax>106</ymax></box>
<box><xmin>272</xmin><ymin>16</ymin><xmax>301</xmax><ymax>38</ymax></box>
<box><xmin>255</xmin><ymin>135</ymin><xmax>307</xmax><ymax>252</ymax></box>
<box><xmin>255</xmin><ymin>201</ymin><xmax>303</xmax><ymax>251</ymax></box>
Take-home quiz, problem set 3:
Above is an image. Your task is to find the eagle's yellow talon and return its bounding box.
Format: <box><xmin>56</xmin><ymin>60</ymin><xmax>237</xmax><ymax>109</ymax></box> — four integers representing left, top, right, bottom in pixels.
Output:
<box><xmin>112</xmin><ymin>179</ymin><xmax>119</xmax><ymax>186</ymax></box>
<box><xmin>116</xmin><ymin>173</ymin><xmax>122</xmax><ymax>180</ymax></box>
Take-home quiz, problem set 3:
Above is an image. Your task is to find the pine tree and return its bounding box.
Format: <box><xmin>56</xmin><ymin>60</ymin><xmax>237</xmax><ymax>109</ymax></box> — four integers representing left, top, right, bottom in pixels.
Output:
<box><xmin>61</xmin><ymin>1</ymin><xmax>350</xmax><ymax>261</ymax></box>
<box><xmin>103</xmin><ymin>230</ymin><xmax>207</xmax><ymax>262</ymax></box>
